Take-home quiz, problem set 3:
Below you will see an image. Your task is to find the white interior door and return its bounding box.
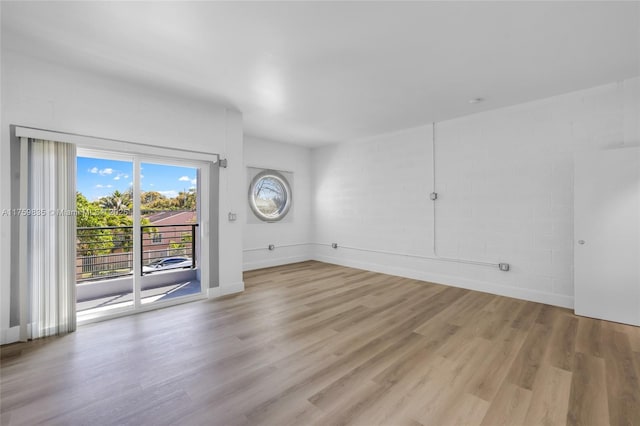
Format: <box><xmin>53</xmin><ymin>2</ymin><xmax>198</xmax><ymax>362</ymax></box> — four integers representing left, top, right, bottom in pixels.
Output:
<box><xmin>574</xmin><ymin>147</ymin><xmax>640</xmax><ymax>326</ymax></box>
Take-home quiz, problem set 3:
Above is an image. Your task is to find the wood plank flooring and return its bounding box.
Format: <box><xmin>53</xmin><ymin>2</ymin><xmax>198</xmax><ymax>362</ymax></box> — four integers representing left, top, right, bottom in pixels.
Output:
<box><xmin>1</xmin><ymin>261</ymin><xmax>640</xmax><ymax>425</ymax></box>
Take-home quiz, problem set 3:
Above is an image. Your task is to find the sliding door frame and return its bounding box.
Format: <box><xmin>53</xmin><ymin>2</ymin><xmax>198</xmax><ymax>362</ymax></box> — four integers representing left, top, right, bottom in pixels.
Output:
<box><xmin>76</xmin><ymin>149</ymin><xmax>213</xmax><ymax>324</ymax></box>
<box><xmin>15</xmin><ymin>126</ymin><xmax>218</xmax><ymax>326</ymax></box>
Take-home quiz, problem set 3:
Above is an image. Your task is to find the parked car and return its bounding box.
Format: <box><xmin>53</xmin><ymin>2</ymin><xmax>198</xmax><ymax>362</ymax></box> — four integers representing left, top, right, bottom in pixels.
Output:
<box><xmin>143</xmin><ymin>257</ymin><xmax>193</xmax><ymax>273</ymax></box>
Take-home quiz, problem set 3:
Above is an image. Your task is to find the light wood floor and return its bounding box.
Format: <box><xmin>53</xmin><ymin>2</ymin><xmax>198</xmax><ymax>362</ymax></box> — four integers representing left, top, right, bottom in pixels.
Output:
<box><xmin>2</xmin><ymin>261</ymin><xmax>640</xmax><ymax>426</ymax></box>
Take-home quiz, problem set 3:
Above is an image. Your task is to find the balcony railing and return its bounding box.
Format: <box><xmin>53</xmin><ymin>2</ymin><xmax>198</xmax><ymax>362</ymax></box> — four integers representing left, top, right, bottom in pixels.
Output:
<box><xmin>76</xmin><ymin>224</ymin><xmax>198</xmax><ymax>283</ymax></box>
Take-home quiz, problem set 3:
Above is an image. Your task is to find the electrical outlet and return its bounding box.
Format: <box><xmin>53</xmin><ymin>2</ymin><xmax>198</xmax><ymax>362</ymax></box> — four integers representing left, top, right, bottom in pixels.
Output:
<box><xmin>228</xmin><ymin>212</ymin><xmax>237</xmax><ymax>221</ymax></box>
<box><xmin>499</xmin><ymin>263</ymin><xmax>510</xmax><ymax>272</ymax></box>
<box><xmin>268</xmin><ymin>244</ymin><xmax>275</xmax><ymax>251</ymax></box>
<box><xmin>331</xmin><ymin>243</ymin><xmax>338</xmax><ymax>249</ymax></box>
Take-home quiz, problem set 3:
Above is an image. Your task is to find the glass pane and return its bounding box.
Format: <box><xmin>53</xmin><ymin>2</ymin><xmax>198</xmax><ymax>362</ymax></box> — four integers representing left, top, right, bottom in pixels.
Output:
<box><xmin>76</xmin><ymin>156</ymin><xmax>134</xmax><ymax>316</ymax></box>
<box><xmin>254</xmin><ymin>176</ymin><xmax>287</xmax><ymax>217</ymax></box>
<box><xmin>140</xmin><ymin>162</ymin><xmax>201</xmax><ymax>305</ymax></box>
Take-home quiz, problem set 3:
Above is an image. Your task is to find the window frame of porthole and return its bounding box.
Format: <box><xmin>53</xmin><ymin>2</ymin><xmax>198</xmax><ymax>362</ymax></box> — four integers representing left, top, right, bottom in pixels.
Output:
<box><xmin>248</xmin><ymin>169</ymin><xmax>292</xmax><ymax>222</ymax></box>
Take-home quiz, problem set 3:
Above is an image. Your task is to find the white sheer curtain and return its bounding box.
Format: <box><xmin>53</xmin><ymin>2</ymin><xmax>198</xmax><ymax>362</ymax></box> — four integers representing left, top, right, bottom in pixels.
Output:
<box><xmin>19</xmin><ymin>138</ymin><xmax>77</xmax><ymax>340</ymax></box>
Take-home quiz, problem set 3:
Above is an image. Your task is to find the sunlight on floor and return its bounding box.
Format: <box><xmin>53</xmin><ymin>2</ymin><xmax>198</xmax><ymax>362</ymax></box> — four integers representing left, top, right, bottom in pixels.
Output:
<box><xmin>77</xmin><ymin>280</ymin><xmax>201</xmax><ymax>318</ymax></box>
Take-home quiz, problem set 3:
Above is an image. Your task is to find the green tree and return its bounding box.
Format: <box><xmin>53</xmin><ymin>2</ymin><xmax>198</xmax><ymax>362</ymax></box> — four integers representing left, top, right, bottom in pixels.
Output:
<box><xmin>76</xmin><ymin>192</ymin><xmax>115</xmax><ymax>255</ymax></box>
<box><xmin>77</xmin><ymin>191</ymin><xmax>148</xmax><ymax>254</ymax></box>
<box><xmin>141</xmin><ymin>191</ymin><xmax>166</xmax><ymax>205</ymax></box>
<box><xmin>99</xmin><ymin>190</ymin><xmax>132</xmax><ymax>214</ymax></box>
<box><xmin>142</xmin><ymin>191</ymin><xmax>174</xmax><ymax>211</ymax></box>
<box><xmin>77</xmin><ymin>186</ymin><xmax>195</xmax><ymax>259</ymax></box>
<box><xmin>169</xmin><ymin>238</ymin><xmax>190</xmax><ymax>256</ymax></box>
<box><xmin>174</xmin><ymin>189</ymin><xmax>197</xmax><ymax>210</ymax></box>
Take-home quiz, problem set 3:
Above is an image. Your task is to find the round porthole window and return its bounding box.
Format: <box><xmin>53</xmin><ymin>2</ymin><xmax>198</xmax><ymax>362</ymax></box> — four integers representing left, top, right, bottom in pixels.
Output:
<box><xmin>249</xmin><ymin>170</ymin><xmax>292</xmax><ymax>222</ymax></box>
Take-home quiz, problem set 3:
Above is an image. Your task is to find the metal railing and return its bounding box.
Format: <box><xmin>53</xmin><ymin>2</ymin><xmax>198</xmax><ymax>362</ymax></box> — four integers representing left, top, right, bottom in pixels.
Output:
<box><xmin>76</xmin><ymin>224</ymin><xmax>198</xmax><ymax>283</ymax></box>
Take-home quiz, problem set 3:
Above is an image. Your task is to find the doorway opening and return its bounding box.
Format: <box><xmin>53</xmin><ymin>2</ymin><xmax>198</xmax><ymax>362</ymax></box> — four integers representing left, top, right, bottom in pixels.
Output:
<box><xmin>75</xmin><ymin>150</ymin><xmax>208</xmax><ymax>321</ymax></box>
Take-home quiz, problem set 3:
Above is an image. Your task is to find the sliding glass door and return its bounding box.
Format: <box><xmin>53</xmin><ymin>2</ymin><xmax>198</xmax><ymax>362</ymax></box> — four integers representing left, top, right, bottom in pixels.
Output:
<box><xmin>76</xmin><ymin>155</ymin><xmax>135</xmax><ymax>315</ymax></box>
<box><xmin>75</xmin><ymin>150</ymin><xmax>206</xmax><ymax>321</ymax></box>
<box><xmin>139</xmin><ymin>161</ymin><xmax>200</xmax><ymax>306</ymax></box>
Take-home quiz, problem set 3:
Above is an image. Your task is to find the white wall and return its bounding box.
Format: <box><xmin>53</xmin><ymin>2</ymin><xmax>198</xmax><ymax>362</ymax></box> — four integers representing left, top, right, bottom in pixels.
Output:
<box><xmin>0</xmin><ymin>51</ymin><xmax>245</xmax><ymax>343</ymax></box>
<box><xmin>243</xmin><ymin>135</ymin><xmax>312</xmax><ymax>270</ymax></box>
<box><xmin>313</xmin><ymin>124</ymin><xmax>434</xmax><ymax>255</ymax></box>
<box><xmin>313</xmin><ymin>77</ymin><xmax>640</xmax><ymax>309</ymax></box>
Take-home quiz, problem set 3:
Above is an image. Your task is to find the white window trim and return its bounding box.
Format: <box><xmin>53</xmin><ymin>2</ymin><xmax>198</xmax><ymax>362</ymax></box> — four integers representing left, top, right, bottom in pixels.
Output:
<box><xmin>248</xmin><ymin>169</ymin><xmax>292</xmax><ymax>222</ymax></box>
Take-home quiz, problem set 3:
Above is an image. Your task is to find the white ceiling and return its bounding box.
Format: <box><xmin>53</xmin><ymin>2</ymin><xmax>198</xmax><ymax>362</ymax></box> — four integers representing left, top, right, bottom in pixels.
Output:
<box><xmin>2</xmin><ymin>1</ymin><xmax>639</xmax><ymax>147</ymax></box>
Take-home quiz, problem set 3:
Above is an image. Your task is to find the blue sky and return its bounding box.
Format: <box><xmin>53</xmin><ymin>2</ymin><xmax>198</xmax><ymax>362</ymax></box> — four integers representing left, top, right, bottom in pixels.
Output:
<box><xmin>77</xmin><ymin>157</ymin><xmax>197</xmax><ymax>201</ymax></box>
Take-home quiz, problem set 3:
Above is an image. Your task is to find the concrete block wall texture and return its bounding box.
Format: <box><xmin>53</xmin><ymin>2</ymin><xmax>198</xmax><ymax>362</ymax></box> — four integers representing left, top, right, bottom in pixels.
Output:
<box><xmin>311</xmin><ymin>77</ymin><xmax>639</xmax><ymax>308</ymax></box>
<box><xmin>312</xmin><ymin>125</ymin><xmax>434</xmax><ymax>255</ymax></box>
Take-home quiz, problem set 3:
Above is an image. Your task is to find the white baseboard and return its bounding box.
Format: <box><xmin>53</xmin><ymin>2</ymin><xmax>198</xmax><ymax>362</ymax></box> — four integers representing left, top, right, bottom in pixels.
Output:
<box><xmin>209</xmin><ymin>281</ymin><xmax>245</xmax><ymax>298</ymax></box>
<box><xmin>221</xmin><ymin>280</ymin><xmax>245</xmax><ymax>296</ymax></box>
<box><xmin>206</xmin><ymin>287</ymin><xmax>221</xmax><ymax>298</ymax></box>
<box><xmin>243</xmin><ymin>254</ymin><xmax>313</xmax><ymax>271</ymax></box>
<box><xmin>1</xmin><ymin>326</ymin><xmax>20</xmax><ymax>345</ymax></box>
<box><xmin>314</xmin><ymin>254</ymin><xmax>574</xmax><ymax>309</ymax></box>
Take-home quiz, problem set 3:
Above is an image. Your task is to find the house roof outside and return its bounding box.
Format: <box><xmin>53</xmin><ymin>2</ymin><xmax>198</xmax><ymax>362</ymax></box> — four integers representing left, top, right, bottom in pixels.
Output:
<box><xmin>145</xmin><ymin>211</ymin><xmax>197</xmax><ymax>226</ymax></box>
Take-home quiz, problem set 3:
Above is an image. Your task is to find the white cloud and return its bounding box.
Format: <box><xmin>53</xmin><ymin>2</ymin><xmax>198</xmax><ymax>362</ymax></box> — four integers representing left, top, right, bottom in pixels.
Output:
<box><xmin>158</xmin><ymin>190</ymin><xmax>178</xmax><ymax>198</ymax></box>
<box><xmin>114</xmin><ymin>175</ymin><xmax>120</xmax><ymax>181</ymax></box>
<box><xmin>89</xmin><ymin>167</ymin><xmax>118</xmax><ymax>177</ymax></box>
<box><xmin>95</xmin><ymin>184</ymin><xmax>113</xmax><ymax>189</ymax></box>
<box><xmin>179</xmin><ymin>176</ymin><xmax>197</xmax><ymax>186</ymax></box>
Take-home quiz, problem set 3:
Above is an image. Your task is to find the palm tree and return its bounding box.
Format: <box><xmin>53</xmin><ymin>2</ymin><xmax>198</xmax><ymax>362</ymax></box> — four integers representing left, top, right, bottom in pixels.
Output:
<box><xmin>100</xmin><ymin>190</ymin><xmax>132</xmax><ymax>214</ymax></box>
